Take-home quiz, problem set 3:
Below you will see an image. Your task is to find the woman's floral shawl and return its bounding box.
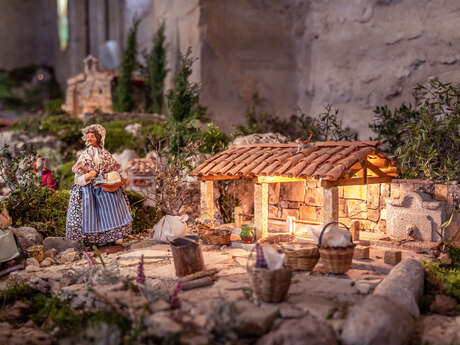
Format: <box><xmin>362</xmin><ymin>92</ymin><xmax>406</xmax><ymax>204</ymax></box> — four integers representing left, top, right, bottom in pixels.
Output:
<box><xmin>72</xmin><ymin>146</ymin><xmax>121</xmax><ymax>177</ymax></box>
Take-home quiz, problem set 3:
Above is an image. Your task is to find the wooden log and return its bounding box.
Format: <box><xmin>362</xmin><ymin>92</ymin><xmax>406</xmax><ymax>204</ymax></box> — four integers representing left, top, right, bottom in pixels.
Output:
<box><xmin>170</xmin><ymin>237</ymin><xmax>205</xmax><ymax>277</ymax></box>
<box><xmin>351</xmin><ymin>221</ymin><xmax>360</xmax><ymax>242</ymax></box>
<box><xmin>181</xmin><ymin>276</ymin><xmax>215</xmax><ymax>291</ymax></box>
<box><xmin>179</xmin><ymin>268</ymin><xmax>219</xmax><ymax>283</ymax></box>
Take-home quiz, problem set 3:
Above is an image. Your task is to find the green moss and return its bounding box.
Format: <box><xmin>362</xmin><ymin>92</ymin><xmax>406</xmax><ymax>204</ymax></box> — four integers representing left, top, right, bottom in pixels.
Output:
<box><xmin>44</xmin><ymin>98</ymin><xmax>65</xmax><ymax>115</ymax></box>
<box><xmin>40</xmin><ymin>113</ymin><xmax>83</xmax><ymax>145</ymax></box>
<box><xmin>10</xmin><ymin>116</ymin><xmax>42</xmax><ymax>135</ymax></box>
<box><xmin>423</xmin><ymin>261</ymin><xmax>460</xmax><ymax>300</ymax></box>
<box><xmin>0</xmin><ymin>283</ymin><xmax>34</xmax><ymax>304</ymax></box>
<box><xmin>57</xmin><ymin>161</ymin><xmax>75</xmax><ymax>190</ymax></box>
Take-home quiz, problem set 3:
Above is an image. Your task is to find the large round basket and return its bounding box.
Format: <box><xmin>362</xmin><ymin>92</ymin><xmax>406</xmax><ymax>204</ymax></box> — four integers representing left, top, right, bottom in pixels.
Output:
<box><xmin>247</xmin><ymin>246</ymin><xmax>292</xmax><ymax>303</ymax></box>
<box><xmin>282</xmin><ymin>244</ymin><xmax>319</xmax><ymax>271</ymax></box>
<box><xmin>99</xmin><ymin>181</ymin><xmax>124</xmax><ymax>193</ymax></box>
<box><xmin>318</xmin><ymin>222</ymin><xmax>355</xmax><ymax>274</ymax></box>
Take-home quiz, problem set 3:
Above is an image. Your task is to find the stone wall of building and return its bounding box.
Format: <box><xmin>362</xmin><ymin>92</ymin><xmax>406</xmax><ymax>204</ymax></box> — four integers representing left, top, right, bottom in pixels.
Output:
<box><xmin>231</xmin><ymin>178</ymin><xmax>459</xmax><ymax>240</ymax></box>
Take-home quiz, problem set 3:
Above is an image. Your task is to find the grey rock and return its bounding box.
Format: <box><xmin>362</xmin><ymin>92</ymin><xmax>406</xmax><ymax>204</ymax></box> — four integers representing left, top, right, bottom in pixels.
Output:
<box><xmin>373</xmin><ymin>258</ymin><xmax>424</xmax><ymax>318</ymax></box>
<box><xmin>26</xmin><ymin>257</ymin><xmax>40</xmax><ymax>267</ymax></box>
<box><xmin>231</xmin><ymin>133</ymin><xmax>289</xmax><ymax>145</ymax></box>
<box><xmin>257</xmin><ymin>315</ymin><xmax>338</xmax><ymax>345</ymax></box>
<box><xmin>414</xmin><ymin>315</ymin><xmax>460</xmax><ymax>345</ymax></box>
<box><xmin>234</xmin><ymin>300</ymin><xmax>279</xmax><ymax>336</ymax></box>
<box><xmin>341</xmin><ymin>295</ymin><xmax>414</xmax><ymax>345</ymax></box>
<box><xmin>44</xmin><ymin>248</ymin><xmax>57</xmax><ymax>258</ymax></box>
<box><xmin>0</xmin><ymin>208</ymin><xmax>12</xmax><ymax>229</ymax></box>
<box><xmin>279</xmin><ymin>305</ymin><xmax>307</xmax><ymax>319</ymax></box>
<box><xmin>56</xmin><ymin>248</ymin><xmax>80</xmax><ymax>263</ymax></box>
<box><xmin>145</xmin><ymin>312</ymin><xmax>182</xmax><ymax>338</ymax></box>
<box><xmin>40</xmin><ymin>257</ymin><xmax>55</xmax><ymax>267</ymax></box>
<box><xmin>12</xmin><ymin>227</ymin><xmax>43</xmax><ymax>249</ymax></box>
<box><xmin>43</xmin><ymin>237</ymin><xmax>79</xmax><ymax>253</ymax></box>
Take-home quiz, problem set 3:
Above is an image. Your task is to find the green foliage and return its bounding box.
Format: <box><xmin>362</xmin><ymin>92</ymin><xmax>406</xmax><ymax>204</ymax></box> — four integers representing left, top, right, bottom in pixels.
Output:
<box><xmin>10</xmin><ymin>116</ymin><xmax>42</xmax><ymax>135</ymax></box>
<box><xmin>232</xmin><ymin>93</ymin><xmax>358</xmax><ymax>141</ymax></box>
<box><xmin>424</xmin><ymin>261</ymin><xmax>460</xmax><ymax>300</ymax></box>
<box><xmin>102</xmin><ymin>120</ymin><xmax>135</xmax><ymax>153</ymax></box>
<box><xmin>167</xmin><ymin>48</ymin><xmax>207</xmax><ymax>156</ymax></box>
<box><xmin>0</xmin><ymin>66</ymin><xmax>61</xmax><ymax>111</ymax></box>
<box><xmin>200</xmin><ymin>122</ymin><xmax>229</xmax><ymax>155</ymax></box>
<box><xmin>146</xmin><ymin>22</ymin><xmax>167</xmax><ymax>114</ymax></box>
<box><xmin>40</xmin><ymin>113</ymin><xmax>84</xmax><ymax>145</ymax></box>
<box><xmin>114</xmin><ymin>19</ymin><xmax>140</xmax><ymax>112</ymax></box>
<box><xmin>216</xmin><ymin>181</ymin><xmax>240</xmax><ymax>224</ymax></box>
<box><xmin>393</xmin><ymin>79</ymin><xmax>460</xmax><ymax>182</ymax></box>
<box><xmin>370</xmin><ymin>104</ymin><xmax>420</xmax><ymax>153</ymax></box>
<box><xmin>125</xmin><ymin>190</ymin><xmax>163</xmax><ymax>233</ymax></box>
<box><xmin>57</xmin><ymin>161</ymin><xmax>74</xmax><ymax>190</ymax></box>
<box><xmin>0</xmin><ymin>283</ymin><xmax>34</xmax><ymax>304</ymax></box>
<box><xmin>44</xmin><ymin>98</ymin><xmax>65</xmax><ymax>115</ymax></box>
<box><xmin>0</xmin><ymin>145</ymin><xmax>69</xmax><ymax>236</ymax></box>
<box><xmin>240</xmin><ymin>224</ymin><xmax>254</xmax><ymax>238</ymax></box>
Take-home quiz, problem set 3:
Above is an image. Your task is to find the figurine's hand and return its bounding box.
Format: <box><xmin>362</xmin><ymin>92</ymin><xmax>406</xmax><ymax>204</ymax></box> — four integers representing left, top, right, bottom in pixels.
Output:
<box><xmin>85</xmin><ymin>171</ymin><xmax>97</xmax><ymax>181</ymax></box>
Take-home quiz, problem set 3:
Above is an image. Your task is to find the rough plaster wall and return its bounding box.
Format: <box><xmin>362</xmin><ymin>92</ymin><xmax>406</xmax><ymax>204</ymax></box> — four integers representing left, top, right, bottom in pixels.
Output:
<box><xmin>0</xmin><ymin>0</ymin><xmax>57</xmax><ymax>70</ymax></box>
<box><xmin>199</xmin><ymin>0</ymin><xmax>306</xmax><ymax>130</ymax></box>
<box><xmin>125</xmin><ymin>0</ymin><xmax>154</xmax><ymax>59</ymax></box>
<box><xmin>152</xmin><ymin>0</ymin><xmax>460</xmax><ymax>137</ymax></box>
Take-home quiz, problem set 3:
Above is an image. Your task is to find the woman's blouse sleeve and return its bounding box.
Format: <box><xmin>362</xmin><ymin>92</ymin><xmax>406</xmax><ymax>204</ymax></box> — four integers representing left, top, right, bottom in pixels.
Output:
<box><xmin>74</xmin><ymin>173</ymin><xmax>89</xmax><ymax>186</ymax></box>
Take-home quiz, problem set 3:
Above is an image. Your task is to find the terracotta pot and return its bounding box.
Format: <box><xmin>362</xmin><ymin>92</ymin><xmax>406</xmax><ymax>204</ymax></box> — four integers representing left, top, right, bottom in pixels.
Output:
<box><xmin>240</xmin><ymin>236</ymin><xmax>253</xmax><ymax>244</ymax></box>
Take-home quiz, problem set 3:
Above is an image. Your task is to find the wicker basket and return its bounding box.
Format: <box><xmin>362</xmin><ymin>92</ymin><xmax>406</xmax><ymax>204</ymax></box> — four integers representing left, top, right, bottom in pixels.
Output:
<box><xmin>318</xmin><ymin>222</ymin><xmax>355</xmax><ymax>274</ymax></box>
<box><xmin>202</xmin><ymin>230</ymin><xmax>231</xmax><ymax>245</ymax></box>
<box><xmin>247</xmin><ymin>246</ymin><xmax>292</xmax><ymax>303</ymax></box>
<box><xmin>282</xmin><ymin>244</ymin><xmax>319</xmax><ymax>271</ymax></box>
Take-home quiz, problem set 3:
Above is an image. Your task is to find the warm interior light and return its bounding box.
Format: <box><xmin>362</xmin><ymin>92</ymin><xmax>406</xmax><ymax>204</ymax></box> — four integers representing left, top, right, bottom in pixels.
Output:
<box><xmin>287</xmin><ymin>216</ymin><xmax>296</xmax><ymax>235</ymax></box>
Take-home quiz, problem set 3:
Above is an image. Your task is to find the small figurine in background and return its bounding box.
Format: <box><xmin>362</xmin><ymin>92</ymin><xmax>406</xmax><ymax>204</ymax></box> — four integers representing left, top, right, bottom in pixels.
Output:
<box><xmin>65</xmin><ymin>124</ymin><xmax>132</xmax><ymax>246</ymax></box>
<box><xmin>295</xmin><ymin>130</ymin><xmax>314</xmax><ymax>153</ymax></box>
<box><xmin>35</xmin><ymin>157</ymin><xmax>57</xmax><ymax>190</ymax></box>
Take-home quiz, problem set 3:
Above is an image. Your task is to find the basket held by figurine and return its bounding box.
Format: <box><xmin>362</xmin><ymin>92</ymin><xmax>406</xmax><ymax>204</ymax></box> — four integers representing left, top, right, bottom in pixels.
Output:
<box><xmin>247</xmin><ymin>245</ymin><xmax>292</xmax><ymax>303</ymax></box>
<box><xmin>318</xmin><ymin>221</ymin><xmax>355</xmax><ymax>274</ymax></box>
<box><xmin>95</xmin><ymin>171</ymin><xmax>124</xmax><ymax>192</ymax></box>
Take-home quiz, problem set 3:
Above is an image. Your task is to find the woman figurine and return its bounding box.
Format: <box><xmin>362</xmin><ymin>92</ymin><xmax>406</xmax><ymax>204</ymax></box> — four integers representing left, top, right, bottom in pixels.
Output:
<box><xmin>65</xmin><ymin>124</ymin><xmax>132</xmax><ymax>245</ymax></box>
<box><xmin>35</xmin><ymin>157</ymin><xmax>57</xmax><ymax>190</ymax></box>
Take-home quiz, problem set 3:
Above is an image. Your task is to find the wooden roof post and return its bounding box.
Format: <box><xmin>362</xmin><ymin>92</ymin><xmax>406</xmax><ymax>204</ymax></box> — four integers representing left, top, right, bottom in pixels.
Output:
<box><xmin>254</xmin><ymin>183</ymin><xmax>268</xmax><ymax>240</ymax></box>
<box><xmin>322</xmin><ymin>186</ymin><xmax>338</xmax><ymax>224</ymax></box>
<box><xmin>200</xmin><ymin>180</ymin><xmax>214</xmax><ymax>223</ymax></box>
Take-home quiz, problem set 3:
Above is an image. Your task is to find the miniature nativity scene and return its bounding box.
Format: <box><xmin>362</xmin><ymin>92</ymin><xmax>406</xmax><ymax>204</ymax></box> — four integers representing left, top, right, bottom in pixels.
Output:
<box><xmin>1</xmin><ymin>2</ymin><xmax>460</xmax><ymax>344</ymax></box>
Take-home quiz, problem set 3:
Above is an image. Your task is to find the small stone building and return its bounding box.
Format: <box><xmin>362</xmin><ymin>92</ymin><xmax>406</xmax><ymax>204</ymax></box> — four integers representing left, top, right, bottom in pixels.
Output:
<box><xmin>62</xmin><ymin>55</ymin><xmax>144</xmax><ymax>118</ymax></box>
<box><xmin>192</xmin><ymin>141</ymin><xmax>398</xmax><ymax>240</ymax></box>
<box><xmin>126</xmin><ymin>158</ymin><xmax>156</xmax><ymax>206</ymax></box>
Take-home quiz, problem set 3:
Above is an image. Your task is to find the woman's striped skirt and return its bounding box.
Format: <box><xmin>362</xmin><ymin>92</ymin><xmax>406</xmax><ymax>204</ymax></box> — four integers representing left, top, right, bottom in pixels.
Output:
<box><xmin>65</xmin><ymin>184</ymin><xmax>133</xmax><ymax>244</ymax></box>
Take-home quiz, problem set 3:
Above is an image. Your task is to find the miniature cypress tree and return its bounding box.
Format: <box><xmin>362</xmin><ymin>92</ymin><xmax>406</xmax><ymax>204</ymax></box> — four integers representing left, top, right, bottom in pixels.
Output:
<box><xmin>166</xmin><ymin>47</ymin><xmax>206</xmax><ymax>156</ymax></box>
<box><xmin>114</xmin><ymin>19</ymin><xmax>140</xmax><ymax>112</ymax></box>
<box><xmin>146</xmin><ymin>22</ymin><xmax>167</xmax><ymax>114</ymax></box>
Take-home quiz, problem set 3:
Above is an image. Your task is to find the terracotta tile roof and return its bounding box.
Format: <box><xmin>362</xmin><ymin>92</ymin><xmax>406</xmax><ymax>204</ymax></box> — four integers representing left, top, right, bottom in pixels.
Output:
<box><xmin>127</xmin><ymin>158</ymin><xmax>156</xmax><ymax>175</ymax></box>
<box><xmin>192</xmin><ymin>141</ymin><xmax>397</xmax><ymax>181</ymax></box>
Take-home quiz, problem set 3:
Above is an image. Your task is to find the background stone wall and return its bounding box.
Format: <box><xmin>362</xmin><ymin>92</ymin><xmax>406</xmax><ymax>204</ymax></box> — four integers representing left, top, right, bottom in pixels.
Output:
<box><xmin>155</xmin><ymin>0</ymin><xmax>460</xmax><ymax>138</ymax></box>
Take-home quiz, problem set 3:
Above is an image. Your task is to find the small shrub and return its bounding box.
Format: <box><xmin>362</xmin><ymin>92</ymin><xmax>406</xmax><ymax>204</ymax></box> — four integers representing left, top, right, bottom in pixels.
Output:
<box><xmin>44</xmin><ymin>98</ymin><xmax>65</xmax><ymax>115</ymax></box>
<box><xmin>10</xmin><ymin>116</ymin><xmax>42</xmax><ymax>135</ymax></box>
<box><xmin>126</xmin><ymin>190</ymin><xmax>163</xmax><ymax>233</ymax></box>
<box><xmin>102</xmin><ymin>121</ymin><xmax>135</xmax><ymax>153</ymax></box>
<box><xmin>57</xmin><ymin>161</ymin><xmax>74</xmax><ymax>190</ymax></box>
<box><xmin>424</xmin><ymin>261</ymin><xmax>460</xmax><ymax>301</ymax></box>
<box><xmin>200</xmin><ymin>122</ymin><xmax>229</xmax><ymax>155</ymax></box>
<box><xmin>40</xmin><ymin>113</ymin><xmax>83</xmax><ymax>145</ymax></box>
<box><xmin>167</xmin><ymin>47</ymin><xmax>207</xmax><ymax>157</ymax></box>
<box><xmin>232</xmin><ymin>93</ymin><xmax>358</xmax><ymax>141</ymax></box>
